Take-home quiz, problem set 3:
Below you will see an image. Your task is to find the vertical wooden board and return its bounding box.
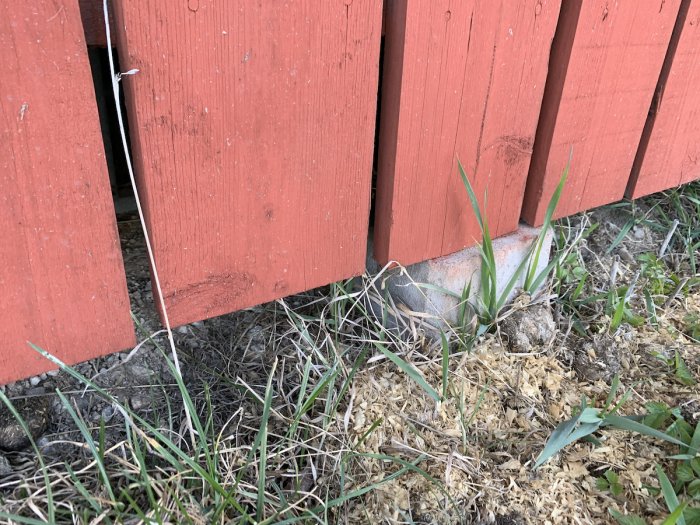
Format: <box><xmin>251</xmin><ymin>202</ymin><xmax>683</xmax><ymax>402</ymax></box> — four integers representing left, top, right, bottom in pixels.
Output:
<box><xmin>373</xmin><ymin>0</ymin><xmax>560</xmax><ymax>267</ymax></box>
<box><xmin>523</xmin><ymin>0</ymin><xmax>680</xmax><ymax>225</ymax></box>
<box><xmin>112</xmin><ymin>1</ymin><xmax>381</xmax><ymax>327</ymax></box>
<box><xmin>0</xmin><ymin>0</ymin><xmax>135</xmax><ymax>384</ymax></box>
<box><xmin>628</xmin><ymin>0</ymin><xmax>700</xmax><ymax>198</ymax></box>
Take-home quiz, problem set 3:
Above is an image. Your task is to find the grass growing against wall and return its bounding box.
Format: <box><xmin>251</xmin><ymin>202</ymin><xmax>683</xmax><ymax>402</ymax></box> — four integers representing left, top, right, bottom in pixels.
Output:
<box><xmin>0</xmin><ymin>181</ymin><xmax>699</xmax><ymax>524</ymax></box>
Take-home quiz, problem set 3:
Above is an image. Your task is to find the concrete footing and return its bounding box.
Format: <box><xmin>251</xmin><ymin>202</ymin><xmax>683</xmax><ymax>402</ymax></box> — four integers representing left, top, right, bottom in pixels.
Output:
<box><xmin>367</xmin><ymin>224</ymin><xmax>553</xmax><ymax>327</ymax></box>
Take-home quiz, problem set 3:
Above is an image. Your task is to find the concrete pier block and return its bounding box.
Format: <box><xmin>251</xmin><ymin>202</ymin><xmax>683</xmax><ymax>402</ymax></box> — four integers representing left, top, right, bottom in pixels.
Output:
<box><xmin>367</xmin><ymin>224</ymin><xmax>553</xmax><ymax>327</ymax></box>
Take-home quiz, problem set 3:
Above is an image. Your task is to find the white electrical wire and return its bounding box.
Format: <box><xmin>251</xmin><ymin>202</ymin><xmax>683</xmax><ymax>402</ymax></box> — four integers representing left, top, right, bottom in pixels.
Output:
<box><xmin>102</xmin><ymin>0</ymin><xmax>196</xmax><ymax>444</ymax></box>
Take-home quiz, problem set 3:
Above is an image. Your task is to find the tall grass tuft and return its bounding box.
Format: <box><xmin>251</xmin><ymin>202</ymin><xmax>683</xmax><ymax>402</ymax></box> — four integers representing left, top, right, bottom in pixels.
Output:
<box><xmin>457</xmin><ymin>154</ymin><xmax>569</xmax><ymax>328</ymax></box>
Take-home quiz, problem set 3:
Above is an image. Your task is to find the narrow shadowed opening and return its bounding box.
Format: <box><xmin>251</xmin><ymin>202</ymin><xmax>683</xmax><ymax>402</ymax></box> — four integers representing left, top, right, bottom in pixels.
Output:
<box><xmin>367</xmin><ymin>34</ymin><xmax>386</xmax><ymax>232</ymax></box>
<box><xmin>86</xmin><ymin>46</ymin><xmax>136</xmax><ymax>220</ymax></box>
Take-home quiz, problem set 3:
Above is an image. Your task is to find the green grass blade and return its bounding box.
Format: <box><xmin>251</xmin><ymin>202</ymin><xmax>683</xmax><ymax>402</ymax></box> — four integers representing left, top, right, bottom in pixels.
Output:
<box><xmin>663</xmin><ymin>502</ymin><xmax>691</xmax><ymax>525</ymax></box>
<box><xmin>55</xmin><ymin>390</ymin><xmax>116</xmax><ymax>502</ymax></box>
<box><xmin>497</xmin><ymin>243</ymin><xmax>536</xmax><ymax>310</ymax></box>
<box><xmin>353</xmin><ymin>418</ymin><xmax>383</xmax><ymax>450</ymax></box>
<box><xmin>603</xmin><ymin>375</ymin><xmax>621</xmax><ymax>412</ymax></box>
<box><xmin>458</xmin><ymin>160</ymin><xmax>484</xmax><ymax>230</ymax></box>
<box><xmin>414</xmin><ymin>282</ymin><xmax>463</xmax><ymax>300</ymax></box>
<box><xmin>28</xmin><ymin>343</ymin><xmax>253</xmax><ymax>521</ymax></box>
<box><xmin>65</xmin><ymin>465</ymin><xmax>101</xmax><ymax>514</ymax></box>
<box><xmin>356</xmin><ymin>453</ymin><xmax>456</xmax><ymax>507</ymax></box>
<box><xmin>534</xmin><ymin>420</ymin><xmax>601</xmax><ymax>468</ymax></box>
<box><xmin>688</xmin><ymin>420</ymin><xmax>700</xmax><ymax>457</ymax></box>
<box><xmin>529</xmin><ymin>253</ymin><xmax>564</xmax><ymax>294</ymax></box>
<box><xmin>526</xmin><ymin>154</ymin><xmax>570</xmax><ymax>289</ymax></box>
<box><xmin>606</xmin><ymin>220</ymin><xmax>635</xmax><ymax>255</ymax></box>
<box><xmin>534</xmin><ymin>397</ymin><xmax>605</xmax><ymax>469</ymax></box>
<box><xmin>257</xmin><ymin>358</ymin><xmax>278</xmax><ymax>522</ymax></box>
<box><xmin>441</xmin><ymin>332</ymin><xmax>450</xmax><ymax>400</ymax></box>
<box><xmin>603</xmin><ymin>415</ymin><xmax>688</xmax><ymax>447</ymax></box>
<box><xmin>0</xmin><ymin>391</ymin><xmax>55</xmax><ymax>524</ymax></box>
<box><xmin>373</xmin><ymin>342</ymin><xmax>440</xmax><ymax>402</ymax></box>
<box><xmin>609</xmin><ymin>509</ymin><xmax>647</xmax><ymax>525</ymax></box>
<box><xmin>331</xmin><ymin>347</ymin><xmax>369</xmax><ymax>417</ymax></box>
<box><xmin>611</xmin><ymin>295</ymin><xmax>627</xmax><ymax>331</ymax></box>
<box><xmin>0</xmin><ymin>513</ymin><xmax>50</xmax><ymax>525</ymax></box>
<box><xmin>656</xmin><ymin>464</ymin><xmax>686</xmax><ymax>525</ymax></box>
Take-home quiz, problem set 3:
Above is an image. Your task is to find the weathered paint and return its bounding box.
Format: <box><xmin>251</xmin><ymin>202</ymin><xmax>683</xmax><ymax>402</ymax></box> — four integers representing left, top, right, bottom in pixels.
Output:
<box><xmin>112</xmin><ymin>1</ymin><xmax>382</xmax><ymax>326</ymax></box>
<box><xmin>373</xmin><ymin>0</ymin><xmax>560</xmax><ymax>267</ymax></box>
<box><xmin>628</xmin><ymin>0</ymin><xmax>700</xmax><ymax>199</ymax></box>
<box><xmin>523</xmin><ymin>0</ymin><xmax>680</xmax><ymax>225</ymax></box>
<box><xmin>0</xmin><ymin>0</ymin><xmax>135</xmax><ymax>385</ymax></box>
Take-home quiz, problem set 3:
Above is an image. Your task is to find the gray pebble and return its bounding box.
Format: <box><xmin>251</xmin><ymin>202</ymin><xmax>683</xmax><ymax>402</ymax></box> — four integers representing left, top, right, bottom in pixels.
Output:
<box><xmin>101</xmin><ymin>406</ymin><xmax>116</xmax><ymax>422</ymax></box>
<box><xmin>500</xmin><ymin>304</ymin><xmax>556</xmax><ymax>353</ymax></box>
<box><xmin>130</xmin><ymin>395</ymin><xmax>150</xmax><ymax>411</ymax></box>
<box><xmin>0</xmin><ymin>454</ymin><xmax>11</xmax><ymax>476</ymax></box>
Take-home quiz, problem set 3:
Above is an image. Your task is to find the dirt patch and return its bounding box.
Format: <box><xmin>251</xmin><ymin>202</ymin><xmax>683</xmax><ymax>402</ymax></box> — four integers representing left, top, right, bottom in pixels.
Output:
<box><xmin>500</xmin><ymin>301</ymin><xmax>556</xmax><ymax>353</ymax></box>
<box><xmin>0</xmin><ymin>397</ymin><xmax>49</xmax><ymax>451</ymax></box>
<box><xmin>573</xmin><ymin>334</ymin><xmax>622</xmax><ymax>384</ymax></box>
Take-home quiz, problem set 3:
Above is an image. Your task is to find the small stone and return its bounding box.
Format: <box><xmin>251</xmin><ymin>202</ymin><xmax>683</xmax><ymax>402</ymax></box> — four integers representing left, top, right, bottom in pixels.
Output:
<box><xmin>101</xmin><ymin>406</ymin><xmax>116</xmax><ymax>422</ymax></box>
<box><xmin>0</xmin><ymin>397</ymin><xmax>50</xmax><ymax>451</ymax></box>
<box><xmin>39</xmin><ymin>373</ymin><xmax>47</xmax><ymax>380</ymax></box>
<box><xmin>29</xmin><ymin>376</ymin><xmax>40</xmax><ymax>387</ymax></box>
<box><xmin>46</xmin><ymin>369</ymin><xmax>59</xmax><ymax>377</ymax></box>
<box><xmin>130</xmin><ymin>395</ymin><xmax>150</xmax><ymax>411</ymax></box>
<box><xmin>126</xmin><ymin>364</ymin><xmax>153</xmax><ymax>381</ymax></box>
<box><xmin>25</xmin><ymin>387</ymin><xmax>46</xmax><ymax>396</ymax></box>
<box><xmin>500</xmin><ymin>303</ymin><xmax>556</xmax><ymax>353</ymax></box>
<box><xmin>0</xmin><ymin>454</ymin><xmax>11</xmax><ymax>476</ymax></box>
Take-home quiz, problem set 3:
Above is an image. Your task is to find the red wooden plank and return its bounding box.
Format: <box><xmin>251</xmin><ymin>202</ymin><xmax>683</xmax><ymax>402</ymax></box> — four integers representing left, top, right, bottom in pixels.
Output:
<box><xmin>373</xmin><ymin>0</ymin><xmax>560</xmax><ymax>267</ymax></box>
<box><xmin>0</xmin><ymin>0</ymin><xmax>135</xmax><ymax>384</ymax></box>
<box><xmin>523</xmin><ymin>0</ymin><xmax>680</xmax><ymax>225</ymax></box>
<box><xmin>628</xmin><ymin>0</ymin><xmax>700</xmax><ymax>199</ymax></box>
<box><xmin>112</xmin><ymin>1</ymin><xmax>382</xmax><ymax>327</ymax></box>
<box><xmin>78</xmin><ymin>0</ymin><xmax>114</xmax><ymax>47</ymax></box>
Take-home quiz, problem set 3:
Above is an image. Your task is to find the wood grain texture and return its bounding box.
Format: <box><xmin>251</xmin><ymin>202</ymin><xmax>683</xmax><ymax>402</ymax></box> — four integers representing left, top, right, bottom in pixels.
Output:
<box><xmin>78</xmin><ymin>0</ymin><xmax>114</xmax><ymax>47</ymax></box>
<box><xmin>523</xmin><ymin>0</ymin><xmax>680</xmax><ymax>225</ymax></box>
<box><xmin>373</xmin><ymin>0</ymin><xmax>560</xmax><ymax>267</ymax></box>
<box><xmin>0</xmin><ymin>0</ymin><xmax>134</xmax><ymax>384</ymax></box>
<box><xmin>112</xmin><ymin>1</ymin><xmax>381</xmax><ymax>327</ymax></box>
<box><xmin>628</xmin><ymin>0</ymin><xmax>700</xmax><ymax>199</ymax></box>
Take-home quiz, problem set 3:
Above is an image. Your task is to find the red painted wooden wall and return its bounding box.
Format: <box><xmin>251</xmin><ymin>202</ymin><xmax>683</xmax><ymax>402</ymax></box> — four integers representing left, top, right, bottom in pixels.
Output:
<box><xmin>373</xmin><ymin>0</ymin><xmax>561</xmax><ymax>267</ymax></box>
<box><xmin>0</xmin><ymin>0</ymin><xmax>135</xmax><ymax>385</ymax></box>
<box><xmin>628</xmin><ymin>0</ymin><xmax>700</xmax><ymax>199</ymax></box>
<box><xmin>111</xmin><ymin>1</ymin><xmax>382</xmax><ymax>327</ymax></box>
<box><xmin>522</xmin><ymin>0</ymin><xmax>680</xmax><ymax>226</ymax></box>
<box><xmin>6</xmin><ymin>0</ymin><xmax>700</xmax><ymax>385</ymax></box>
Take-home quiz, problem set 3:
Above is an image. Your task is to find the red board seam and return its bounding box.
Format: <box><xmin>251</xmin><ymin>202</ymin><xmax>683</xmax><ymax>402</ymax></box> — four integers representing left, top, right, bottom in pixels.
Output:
<box><xmin>522</xmin><ymin>0</ymin><xmax>583</xmax><ymax>224</ymax></box>
<box><xmin>627</xmin><ymin>0</ymin><xmax>692</xmax><ymax>197</ymax></box>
